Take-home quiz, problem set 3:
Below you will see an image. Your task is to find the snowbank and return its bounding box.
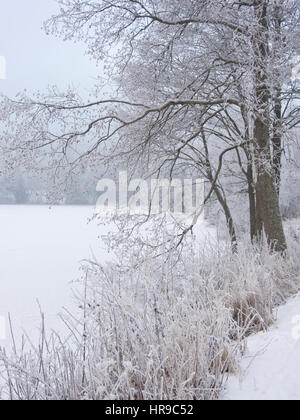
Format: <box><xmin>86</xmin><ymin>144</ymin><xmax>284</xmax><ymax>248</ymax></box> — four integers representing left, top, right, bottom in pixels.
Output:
<box><xmin>223</xmin><ymin>294</ymin><xmax>300</xmax><ymax>400</ymax></box>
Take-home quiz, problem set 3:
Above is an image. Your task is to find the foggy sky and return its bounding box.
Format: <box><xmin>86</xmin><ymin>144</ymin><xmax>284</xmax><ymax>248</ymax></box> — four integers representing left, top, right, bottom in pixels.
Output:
<box><xmin>0</xmin><ymin>0</ymin><xmax>100</xmax><ymax>96</ymax></box>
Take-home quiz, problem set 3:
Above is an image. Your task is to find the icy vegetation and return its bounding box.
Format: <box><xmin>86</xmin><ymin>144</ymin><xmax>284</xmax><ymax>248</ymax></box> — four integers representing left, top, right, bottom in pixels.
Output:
<box><xmin>0</xmin><ymin>227</ymin><xmax>299</xmax><ymax>400</ymax></box>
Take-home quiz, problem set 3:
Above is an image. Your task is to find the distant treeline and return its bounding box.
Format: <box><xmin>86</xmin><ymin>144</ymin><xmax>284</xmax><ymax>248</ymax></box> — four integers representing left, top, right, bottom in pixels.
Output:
<box><xmin>0</xmin><ymin>174</ymin><xmax>98</xmax><ymax>205</ymax></box>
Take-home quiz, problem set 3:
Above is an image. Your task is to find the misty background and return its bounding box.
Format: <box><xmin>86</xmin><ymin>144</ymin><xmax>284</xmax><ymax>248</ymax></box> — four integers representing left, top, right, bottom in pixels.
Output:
<box><xmin>0</xmin><ymin>0</ymin><xmax>101</xmax><ymax>205</ymax></box>
<box><xmin>0</xmin><ymin>0</ymin><xmax>299</xmax><ymax>217</ymax></box>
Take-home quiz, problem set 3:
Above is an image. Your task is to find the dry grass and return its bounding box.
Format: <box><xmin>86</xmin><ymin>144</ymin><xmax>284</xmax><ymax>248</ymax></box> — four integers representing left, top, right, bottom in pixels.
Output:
<box><xmin>0</xmin><ymin>229</ymin><xmax>299</xmax><ymax>400</ymax></box>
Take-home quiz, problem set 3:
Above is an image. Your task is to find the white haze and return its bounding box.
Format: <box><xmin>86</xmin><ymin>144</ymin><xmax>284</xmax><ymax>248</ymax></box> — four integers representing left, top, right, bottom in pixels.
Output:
<box><xmin>0</xmin><ymin>0</ymin><xmax>99</xmax><ymax>96</ymax></box>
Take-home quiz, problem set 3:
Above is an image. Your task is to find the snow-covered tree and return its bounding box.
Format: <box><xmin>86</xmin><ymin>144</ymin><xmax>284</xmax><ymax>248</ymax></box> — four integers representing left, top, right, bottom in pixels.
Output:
<box><xmin>1</xmin><ymin>0</ymin><xmax>300</xmax><ymax>252</ymax></box>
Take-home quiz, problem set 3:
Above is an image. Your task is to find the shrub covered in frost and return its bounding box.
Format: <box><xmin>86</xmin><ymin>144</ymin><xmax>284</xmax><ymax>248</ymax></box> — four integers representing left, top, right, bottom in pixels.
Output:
<box><xmin>0</xmin><ymin>230</ymin><xmax>299</xmax><ymax>400</ymax></box>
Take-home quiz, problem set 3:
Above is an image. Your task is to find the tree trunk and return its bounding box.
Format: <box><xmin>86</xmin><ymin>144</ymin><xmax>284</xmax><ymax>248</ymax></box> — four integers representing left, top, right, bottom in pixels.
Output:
<box><xmin>247</xmin><ymin>162</ymin><xmax>257</xmax><ymax>242</ymax></box>
<box><xmin>256</xmin><ymin>171</ymin><xmax>286</xmax><ymax>252</ymax></box>
<box><xmin>201</xmin><ymin>130</ymin><xmax>238</xmax><ymax>253</ymax></box>
<box><xmin>272</xmin><ymin>95</ymin><xmax>282</xmax><ymax>196</ymax></box>
<box><xmin>254</xmin><ymin>112</ymin><xmax>286</xmax><ymax>253</ymax></box>
<box><xmin>252</xmin><ymin>0</ymin><xmax>287</xmax><ymax>253</ymax></box>
<box><xmin>214</xmin><ymin>185</ymin><xmax>238</xmax><ymax>254</ymax></box>
<box><xmin>272</xmin><ymin>5</ymin><xmax>283</xmax><ymax>196</ymax></box>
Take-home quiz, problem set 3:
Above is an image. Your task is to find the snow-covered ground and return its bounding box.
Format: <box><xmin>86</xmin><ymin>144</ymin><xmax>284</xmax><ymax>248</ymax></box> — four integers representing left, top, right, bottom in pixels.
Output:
<box><xmin>223</xmin><ymin>293</ymin><xmax>300</xmax><ymax>400</ymax></box>
<box><xmin>0</xmin><ymin>205</ymin><xmax>111</xmax><ymax>348</ymax></box>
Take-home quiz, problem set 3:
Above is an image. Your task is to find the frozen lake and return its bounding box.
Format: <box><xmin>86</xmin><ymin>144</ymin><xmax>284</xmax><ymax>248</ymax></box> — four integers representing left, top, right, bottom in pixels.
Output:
<box><xmin>0</xmin><ymin>205</ymin><xmax>217</xmax><ymax>350</ymax></box>
<box><xmin>0</xmin><ymin>205</ymin><xmax>109</xmax><ymax>348</ymax></box>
